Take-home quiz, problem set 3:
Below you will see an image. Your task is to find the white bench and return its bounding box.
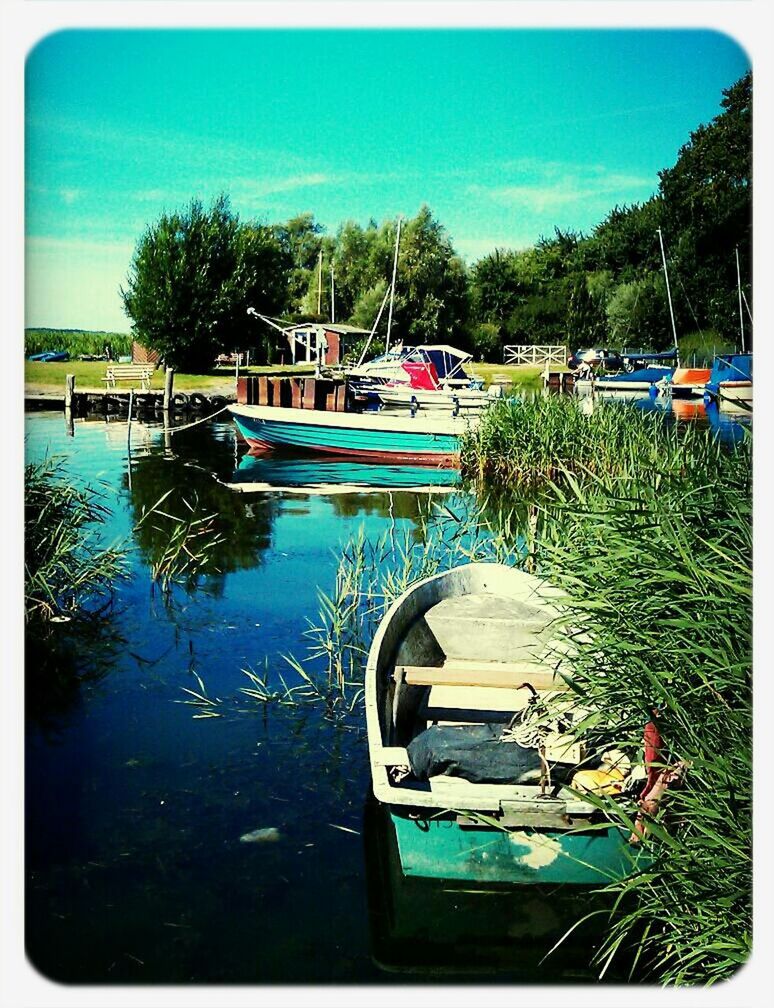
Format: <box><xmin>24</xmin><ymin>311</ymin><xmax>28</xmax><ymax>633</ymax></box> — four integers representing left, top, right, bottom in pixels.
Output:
<box><xmin>103</xmin><ymin>364</ymin><xmax>155</xmax><ymax>390</ymax></box>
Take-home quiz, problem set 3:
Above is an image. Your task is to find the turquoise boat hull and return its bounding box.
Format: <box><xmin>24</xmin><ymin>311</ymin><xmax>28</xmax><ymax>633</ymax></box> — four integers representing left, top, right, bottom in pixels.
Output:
<box><xmin>230</xmin><ymin>405</ymin><xmax>462</xmax><ymax>465</ymax></box>
<box><xmin>391</xmin><ymin>811</ymin><xmax>639</xmax><ymax>885</ymax></box>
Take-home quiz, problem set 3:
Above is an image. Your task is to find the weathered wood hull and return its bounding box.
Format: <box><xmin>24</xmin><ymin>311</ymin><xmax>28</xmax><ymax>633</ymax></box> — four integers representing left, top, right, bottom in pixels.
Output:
<box><xmin>365</xmin><ymin>562</ymin><xmax>639</xmax><ymax>884</ymax></box>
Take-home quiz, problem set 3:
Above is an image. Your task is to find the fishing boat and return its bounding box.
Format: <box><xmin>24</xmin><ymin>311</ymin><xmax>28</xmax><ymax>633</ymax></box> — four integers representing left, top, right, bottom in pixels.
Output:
<box><xmin>28</xmin><ymin>350</ymin><xmax>69</xmax><ymax>362</ymax></box>
<box><xmin>365</xmin><ymin>562</ymin><xmax>642</xmax><ymax>884</ymax></box>
<box><xmin>703</xmin><ymin>353</ymin><xmax>752</xmax><ymax>410</ymax></box>
<box><xmin>229</xmin><ymin>403</ymin><xmax>472</xmax><ymax>465</ymax></box>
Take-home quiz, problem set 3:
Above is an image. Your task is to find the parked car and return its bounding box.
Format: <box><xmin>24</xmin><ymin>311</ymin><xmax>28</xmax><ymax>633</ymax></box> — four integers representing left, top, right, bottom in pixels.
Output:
<box><xmin>567</xmin><ymin>348</ymin><xmax>624</xmax><ymax>372</ymax></box>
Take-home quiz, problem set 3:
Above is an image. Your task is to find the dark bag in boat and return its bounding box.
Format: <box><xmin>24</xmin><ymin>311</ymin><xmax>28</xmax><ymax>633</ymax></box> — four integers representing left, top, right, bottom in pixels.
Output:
<box><xmin>407</xmin><ymin>724</ymin><xmax>543</xmax><ymax>785</ymax></box>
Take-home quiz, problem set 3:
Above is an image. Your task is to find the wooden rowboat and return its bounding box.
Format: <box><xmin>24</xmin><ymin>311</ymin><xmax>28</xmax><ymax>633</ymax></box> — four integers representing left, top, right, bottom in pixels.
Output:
<box><xmin>365</xmin><ymin>562</ymin><xmax>640</xmax><ymax>884</ymax></box>
<box><xmin>229</xmin><ymin>403</ymin><xmax>474</xmax><ymax>465</ymax></box>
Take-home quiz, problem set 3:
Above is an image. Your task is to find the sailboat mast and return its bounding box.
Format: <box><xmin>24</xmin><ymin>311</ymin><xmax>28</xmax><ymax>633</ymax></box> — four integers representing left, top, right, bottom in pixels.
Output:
<box><xmin>657</xmin><ymin>228</ymin><xmax>679</xmax><ymax>355</ymax></box>
<box><xmin>330</xmin><ymin>262</ymin><xmax>336</xmax><ymax>324</ymax></box>
<box><xmin>735</xmin><ymin>246</ymin><xmax>745</xmax><ymax>353</ymax></box>
<box><xmin>385</xmin><ymin>216</ymin><xmax>402</xmax><ymax>353</ymax></box>
<box><xmin>317</xmin><ymin>250</ymin><xmax>323</xmax><ymax>315</ymax></box>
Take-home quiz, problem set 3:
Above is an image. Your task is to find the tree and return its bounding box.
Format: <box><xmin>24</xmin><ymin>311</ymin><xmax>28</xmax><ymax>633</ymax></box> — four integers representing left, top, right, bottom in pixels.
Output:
<box><xmin>390</xmin><ymin>206</ymin><xmax>469</xmax><ymax>346</ymax></box>
<box><xmin>122</xmin><ymin>195</ymin><xmax>292</xmax><ymax>371</ymax></box>
<box><xmin>566</xmin><ymin>275</ymin><xmax>607</xmax><ymax>346</ymax></box>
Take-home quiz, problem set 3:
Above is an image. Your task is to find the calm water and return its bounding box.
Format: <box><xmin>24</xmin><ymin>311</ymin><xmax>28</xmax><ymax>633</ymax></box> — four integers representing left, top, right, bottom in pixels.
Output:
<box><xmin>24</xmin><ymin>401</ymin><xmax>746</xmax><ymax>984</ymax></box>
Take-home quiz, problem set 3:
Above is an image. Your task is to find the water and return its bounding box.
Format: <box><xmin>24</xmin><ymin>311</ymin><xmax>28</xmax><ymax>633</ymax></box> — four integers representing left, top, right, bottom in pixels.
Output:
<box><xmin>26</xmin><ymin>411</ymin><xmax>609</xmax><ymax>984</ymax></box>
<box><xmin>25</xmin><ymin>398</ymin><xmax>748</xmax><ymax>983</ymax></box>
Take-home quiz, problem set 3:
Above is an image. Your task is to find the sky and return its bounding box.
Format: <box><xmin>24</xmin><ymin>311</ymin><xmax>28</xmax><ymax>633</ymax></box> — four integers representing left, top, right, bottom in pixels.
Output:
<box><xmin>25</xmin><ymin>28</ymin><xmax>750</xmax><ymax>332</ymax></box>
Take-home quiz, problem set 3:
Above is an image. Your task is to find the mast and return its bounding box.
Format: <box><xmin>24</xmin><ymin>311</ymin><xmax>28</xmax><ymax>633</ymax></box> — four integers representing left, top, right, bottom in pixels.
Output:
<box><xmin>385</xmin><ymin>215</ymin><xmax>402</xmax><ymax>353</ymax></box>
<box><xmin>317</xmin><ymin>250</ymin><xmax>323</xmax><ymax>315</ymax></box>
<box><xmin>735</xmin><ymin>246</ymin><xmax>745</xmax><ymax>353</ymax></box>
<box><xmin>657</xmin><ymin>228</ymin><xmax>679</xmax><ymax>357</ymax></box>
<box><xmin>330</xmin><ymin>262</ymin><xmax>335</xmax><ymax>324</ymax></box>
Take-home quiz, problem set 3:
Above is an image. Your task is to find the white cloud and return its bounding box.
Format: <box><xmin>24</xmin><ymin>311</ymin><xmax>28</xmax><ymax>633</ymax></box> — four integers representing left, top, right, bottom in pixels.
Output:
<box><xmin>470</xmin><ymin>163</ymin><xmax>656</xmax><ymax>213</ymax></box>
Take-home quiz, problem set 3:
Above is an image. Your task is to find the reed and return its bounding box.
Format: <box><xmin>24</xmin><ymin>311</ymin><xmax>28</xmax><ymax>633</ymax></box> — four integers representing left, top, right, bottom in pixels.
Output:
<box><xmin>135</xmin><ymin>489</ymin><xmax>226</xmax><ymax>592</ymax></box>
<box><xmin>461</xmin><ymin>394</ymin><xmax>728</xmax><ymax>490</ymax></box>
<box><xmin>459</xmin><ymin>395</ymin><xmax>752</xmax><ymax>984</ymax></box>
<box><xmin>25</xmin><ymin>457</ymin><xmax>125</xmax><ymax>625</ymax></box>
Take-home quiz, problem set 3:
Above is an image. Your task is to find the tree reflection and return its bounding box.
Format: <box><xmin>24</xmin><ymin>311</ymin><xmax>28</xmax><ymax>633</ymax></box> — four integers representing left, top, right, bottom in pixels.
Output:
<box><xmin>124</xmin><ymin>424</ymin><xmax>279</xmax><ymax>594</ymax></box>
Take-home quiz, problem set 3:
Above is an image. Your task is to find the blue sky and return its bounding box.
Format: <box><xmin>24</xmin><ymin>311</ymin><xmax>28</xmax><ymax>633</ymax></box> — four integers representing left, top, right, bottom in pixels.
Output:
<box><xmin>25</xmin><ymin>29</ymin><xmax>750</xmax><ymax>332</ymax></box>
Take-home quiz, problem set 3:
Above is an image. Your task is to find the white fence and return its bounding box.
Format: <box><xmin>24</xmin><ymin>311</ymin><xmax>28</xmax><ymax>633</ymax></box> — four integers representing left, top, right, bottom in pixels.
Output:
<box><xmin>503</xmin><ymin>344</ymin><xmax>567</xmax><ymax>366</ymax></box>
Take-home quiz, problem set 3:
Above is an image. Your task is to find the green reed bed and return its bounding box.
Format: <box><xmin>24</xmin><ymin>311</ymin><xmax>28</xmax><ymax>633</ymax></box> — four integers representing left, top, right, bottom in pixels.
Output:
<box><xmin>460</xmin><ymin>397</ymin><xmax>752</xmax><ymax>984</ymax></box>
<box><xmin>529</xmin><ymin>453</ymin><xmax>751</xmax><ymax>984</ymax></box>
<box><xmin>461</xmin><ymin>394</ymin><xmax>728</xmax><ymax>489</ymax></box>
<box><xmin>25</xmin><ymin>457</ymin><xmax>125</xmax><ymax>625</ymax></box>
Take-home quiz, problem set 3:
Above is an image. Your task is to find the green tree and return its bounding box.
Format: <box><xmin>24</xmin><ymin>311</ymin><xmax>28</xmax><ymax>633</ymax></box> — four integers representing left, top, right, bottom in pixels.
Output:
<box><xmin>566</xmin><ymin>275</ymin><xmax>607</xmax><ymax>346</ymax></box>
<box><xmin>122</xmin><ymin>195</ymin><xmax>292</xmax><ymax>371</ymax></box>
<box><xmin>390</xmin><ymin>206</ymin><xmax>469</xmax><ymax>346</ymax></box>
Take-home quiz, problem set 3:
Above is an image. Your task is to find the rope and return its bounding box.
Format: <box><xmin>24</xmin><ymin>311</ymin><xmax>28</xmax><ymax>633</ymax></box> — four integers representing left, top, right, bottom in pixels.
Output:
<box><xmin>127</xmin><ymin>403</ymin><xmax>232</xmax><ymax>439</ymax></box>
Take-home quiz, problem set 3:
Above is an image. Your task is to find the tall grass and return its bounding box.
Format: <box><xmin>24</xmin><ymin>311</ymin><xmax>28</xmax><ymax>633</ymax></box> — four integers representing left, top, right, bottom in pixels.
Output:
<box><xmin>461</xmin><ymin>395</ymin><xmax>752</xmax><ymax>984</ymax></box>
<box><xmin>25</xmin><ymin>457</ymin><xmax>125</xmax><ymax>624</ymax></box>
<box><xmin>462</xmin><ymin>394</ymin><xmax>728</xmax><ymax>489</ymax></box>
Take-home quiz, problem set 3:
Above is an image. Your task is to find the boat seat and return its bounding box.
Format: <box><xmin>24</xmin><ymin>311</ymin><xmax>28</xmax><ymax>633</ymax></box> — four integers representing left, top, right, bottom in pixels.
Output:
<box><xmin>396</xmin><ymin>660</ymin><xmax>570</xmax><ymax>691</ymax></box>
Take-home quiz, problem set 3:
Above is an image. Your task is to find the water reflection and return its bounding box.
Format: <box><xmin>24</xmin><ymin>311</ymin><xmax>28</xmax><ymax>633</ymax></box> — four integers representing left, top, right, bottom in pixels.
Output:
<box><xmin>573</xmin><ymin>389</ymin><xmax>750</xmax><ymax>444</ymax></box>
<box><xmin>362</xmin><ymin>798</ymin><xmax>622</xmax><ymax>980</ymax></box>
<box><xmin>231</xmin><ymin>452</ymin><xmax>461</xmax><ymax>493</ymax></box>
<box><xmin>124</xmin><ymin>426</ymin><xmax>281</xmax><ymax>591</ymax></box>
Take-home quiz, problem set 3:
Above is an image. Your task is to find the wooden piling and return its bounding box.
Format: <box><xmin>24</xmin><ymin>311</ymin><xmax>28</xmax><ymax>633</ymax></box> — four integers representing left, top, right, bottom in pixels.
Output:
<box><xmin>163</xmin><ymin>367</ymin><xmax>174</xmax><ymax>412</ymax></box>
<box><xmin>64</xmin><ymin>373</ymin><xmax>75</xmax><ymax>410</ymax></box>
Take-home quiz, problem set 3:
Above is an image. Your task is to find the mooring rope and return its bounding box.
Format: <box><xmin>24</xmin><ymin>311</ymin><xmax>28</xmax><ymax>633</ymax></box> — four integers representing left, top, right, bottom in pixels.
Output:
<box><xmin>125</xmin><ymin>403</ymin><xmax>232</xmax><ymax>439</ymax></box>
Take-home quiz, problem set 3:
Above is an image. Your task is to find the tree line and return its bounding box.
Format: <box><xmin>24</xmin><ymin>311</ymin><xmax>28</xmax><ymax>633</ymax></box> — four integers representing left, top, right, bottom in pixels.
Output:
<box><xmin>122</xmin><ymin>73</ymin><xmax>750</xmax><ymax>371</ymax></box>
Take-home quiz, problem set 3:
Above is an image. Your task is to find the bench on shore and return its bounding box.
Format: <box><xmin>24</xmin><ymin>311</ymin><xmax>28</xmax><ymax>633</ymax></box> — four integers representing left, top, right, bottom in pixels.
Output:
<box><xmin>103</xmin><ymin>364</ymin><xmax>155</xmax><ymax>390</ymax></box>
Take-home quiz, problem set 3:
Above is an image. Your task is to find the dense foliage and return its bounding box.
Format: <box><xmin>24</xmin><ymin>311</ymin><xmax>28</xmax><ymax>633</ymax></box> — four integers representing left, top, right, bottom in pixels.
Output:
<box><xmin>121</xmin><ymin>195</ymin><xmax>293</xmax><ymax>371</ymax></box>
<box><xmin>120</xmin><ymin>74</ymin><xmax>750</xmax><ymax>366</ymax></box>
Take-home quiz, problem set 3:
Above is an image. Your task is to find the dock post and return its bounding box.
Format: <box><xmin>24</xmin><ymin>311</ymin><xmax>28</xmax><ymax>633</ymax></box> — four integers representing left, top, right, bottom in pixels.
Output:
<box><xmin>163</xmin><ymin>367</ymin><xmax>174</xmax><ymax>412</ymax></box>
<box><xmin>64</xmin><ymin>373</ymin><xmax>75</xmax><ymax>410</ymax></box>
<box><xmin>127</xmin><ymin>388</ymin><xmax>134</xmax><ymax>442</ymax></box>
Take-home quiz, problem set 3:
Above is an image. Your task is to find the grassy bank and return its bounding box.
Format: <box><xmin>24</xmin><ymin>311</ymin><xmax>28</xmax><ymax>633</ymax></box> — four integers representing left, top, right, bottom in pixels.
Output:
<box><xmin>470</xmin><ymin>362</ymin><xmax>548</xmax><ymax>391</ymax></box>
<box><xmin>25</xmin><ymin>360</ymin><xmax>315</xmax><ymax>394</ymax></box>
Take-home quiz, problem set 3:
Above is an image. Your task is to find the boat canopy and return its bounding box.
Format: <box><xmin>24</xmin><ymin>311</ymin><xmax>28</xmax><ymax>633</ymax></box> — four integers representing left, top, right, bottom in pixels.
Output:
<box><xmin>405</xmin><ymin>345</ymin><xmax>473</xmax><ymax>381</ymax></box>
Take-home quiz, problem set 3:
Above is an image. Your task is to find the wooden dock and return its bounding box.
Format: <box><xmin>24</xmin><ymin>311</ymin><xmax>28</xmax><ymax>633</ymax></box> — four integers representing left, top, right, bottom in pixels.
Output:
<box><xmin>542</xmin><ymin>369</ymin><xmax>575</xmax><ymax>392</ymax></box>
<box><xmin>25</xmin><ymin>387</ymin><xmax>235</xmax><ymax>417</ymax></box>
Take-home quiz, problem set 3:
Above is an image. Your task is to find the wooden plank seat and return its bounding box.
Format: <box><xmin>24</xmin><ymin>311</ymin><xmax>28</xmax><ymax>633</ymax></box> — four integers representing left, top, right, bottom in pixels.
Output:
<box><xmin>103</xmin><ymin>364</ymin><xmax>155</xmax><ymax>389</ymax></box>
<box><xmin>396</xmin><ymin>660</ymin><xmax>570</xmax><ymax>692</ymax></box>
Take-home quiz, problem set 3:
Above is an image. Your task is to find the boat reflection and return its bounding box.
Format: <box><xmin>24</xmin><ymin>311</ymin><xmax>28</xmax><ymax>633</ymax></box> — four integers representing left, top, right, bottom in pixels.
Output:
<box><xmin>362</xmin><ymin>797</ymin><xmax>618</xmax><ymax>979</ymax></box>
<box><xmin>229</xmin><ymin>451</ymin><xmax>461</xmax><ymax>493</ymax></box>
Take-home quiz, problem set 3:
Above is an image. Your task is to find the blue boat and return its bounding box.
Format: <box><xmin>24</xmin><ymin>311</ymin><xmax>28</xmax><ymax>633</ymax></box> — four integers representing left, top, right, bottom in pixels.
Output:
<box><xmin>229</xmin><ymin>404</ymin><xmax>468</xmax><ymax>465</ymax></box>
<box><xmin>703</xmin><ymin>352</ymin><xmax>752</xmax><ymax>410</ymax></box>
<box><xmin>366</xmin><ymin>563</ymin><xmax>645</xmax><ymax>885</ymax></box>
<box><xmin>575</xmin><ymin>366</ymin><xmax>673</xmax><ymax>396</ymax></box>
<box><xmin>230</xmin><ymin>452</ymin><xmax>460</xmax><ymax>491</ymax></box>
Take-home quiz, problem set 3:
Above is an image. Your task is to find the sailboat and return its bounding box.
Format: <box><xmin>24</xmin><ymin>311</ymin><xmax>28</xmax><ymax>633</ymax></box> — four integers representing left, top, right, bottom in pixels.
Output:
<box><xmin>704</xmin><ymin>249</ymin><xmax>753</xmax><ymax>410</ymax></box>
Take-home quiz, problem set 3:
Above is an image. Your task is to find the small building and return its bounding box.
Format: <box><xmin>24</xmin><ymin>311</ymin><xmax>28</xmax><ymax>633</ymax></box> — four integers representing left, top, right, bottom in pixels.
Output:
<box><xmin>131</xmin><ymin>340</ymin><xmax>161</xmax><ymax>366</ymax></box>
<box><xmin>278</xmin><ymin>323</ymin><xmax>371</xmax><ymax>366</ymax></box>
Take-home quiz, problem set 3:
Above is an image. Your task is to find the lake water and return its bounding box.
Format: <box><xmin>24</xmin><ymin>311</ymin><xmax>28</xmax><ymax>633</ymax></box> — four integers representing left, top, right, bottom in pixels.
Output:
<box><xmin>24</xmin><ymin>402</ymin><xmax>746</xmax><ymax>984</ymax></box>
